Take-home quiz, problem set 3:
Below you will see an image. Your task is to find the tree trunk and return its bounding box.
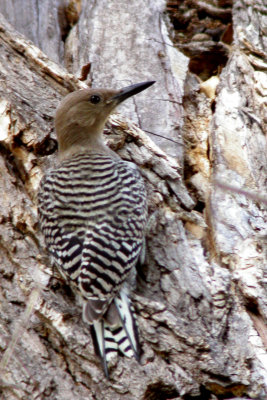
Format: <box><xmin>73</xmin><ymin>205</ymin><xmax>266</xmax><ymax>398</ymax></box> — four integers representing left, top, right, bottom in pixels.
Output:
<box><xmin>0</xmin><ymin>1</ymin><xmax>266</xmax><ymax>399</ymax></box>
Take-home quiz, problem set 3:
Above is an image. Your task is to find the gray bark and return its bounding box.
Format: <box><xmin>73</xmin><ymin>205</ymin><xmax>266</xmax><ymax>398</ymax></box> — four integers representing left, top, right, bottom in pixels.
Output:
<box><xmin>0</xmin><ymin>0</ymin><xmax>64</xmax><ymax>65</ymax></box>
<box><xmin>0</xmin><ymin>1</ymin><xmax>266</xmax><ymax>399</ymax></box>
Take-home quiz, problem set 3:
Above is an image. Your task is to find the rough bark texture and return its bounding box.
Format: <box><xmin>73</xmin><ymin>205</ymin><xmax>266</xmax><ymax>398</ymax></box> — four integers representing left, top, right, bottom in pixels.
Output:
<box><xmin>0</xmin><ymin>1</ymin><xmax>266</xmax><ymax>399</ymax></box>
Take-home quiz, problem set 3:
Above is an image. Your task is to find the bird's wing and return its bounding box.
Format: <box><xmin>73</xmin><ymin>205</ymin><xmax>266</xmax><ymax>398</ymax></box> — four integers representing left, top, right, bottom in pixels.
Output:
<box><xmin>38</xmin><ymin>172</ymin><xmax>85</xmax><ymax>282</ymax></box>
<box><xmin>78</xmin><ymin>219</ymin><xmax>142</xmax><ymax>318</ymax></box>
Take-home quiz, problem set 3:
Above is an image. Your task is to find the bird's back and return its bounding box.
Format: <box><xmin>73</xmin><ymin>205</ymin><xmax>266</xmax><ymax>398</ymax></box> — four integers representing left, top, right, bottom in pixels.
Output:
<box><xmin>38</xmin><ymin>151</ymin><xmax>147</xmax><ymax>291</ymax></box>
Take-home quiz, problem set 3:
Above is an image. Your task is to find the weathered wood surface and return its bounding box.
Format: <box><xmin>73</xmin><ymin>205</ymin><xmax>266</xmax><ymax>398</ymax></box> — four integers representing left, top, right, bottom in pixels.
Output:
<box><xmin>0</xmin><ymin>1</ymin><xmax>266</xmax><ymax>399</ymax></box>
<box><xmin>0</xmin><ymin>0</ymin><xmax>64</xmax><ymax>65</ymax></box>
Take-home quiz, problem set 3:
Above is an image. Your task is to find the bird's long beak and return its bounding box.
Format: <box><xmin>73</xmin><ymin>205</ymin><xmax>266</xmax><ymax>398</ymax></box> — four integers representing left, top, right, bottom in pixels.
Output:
<box><xmin>111</xmin><ymin>81</ymin><xmax>155</xmax><ymax>104</ymax></box>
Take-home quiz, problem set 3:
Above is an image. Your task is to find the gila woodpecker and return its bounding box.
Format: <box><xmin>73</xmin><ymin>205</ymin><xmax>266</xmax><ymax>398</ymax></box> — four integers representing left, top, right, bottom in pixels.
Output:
<box><xmin>38</xmin><ymin>81</ymin><xmax>155</xmax><ymax>377</ymax></box>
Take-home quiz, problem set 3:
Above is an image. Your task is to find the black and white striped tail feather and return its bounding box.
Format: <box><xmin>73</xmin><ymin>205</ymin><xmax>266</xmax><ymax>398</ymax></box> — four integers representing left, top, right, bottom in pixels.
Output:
<box><xmin>89</xmin><ymin>292</ymin><xmax>140</xmax><ymax>378</ymax></box>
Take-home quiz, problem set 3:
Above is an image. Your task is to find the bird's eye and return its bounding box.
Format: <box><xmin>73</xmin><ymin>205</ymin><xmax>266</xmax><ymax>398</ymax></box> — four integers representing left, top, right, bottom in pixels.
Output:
<box><xmin>89</xmin><ymin>95</ymin><xmax>101</xmax><ymax>104</ymax></box>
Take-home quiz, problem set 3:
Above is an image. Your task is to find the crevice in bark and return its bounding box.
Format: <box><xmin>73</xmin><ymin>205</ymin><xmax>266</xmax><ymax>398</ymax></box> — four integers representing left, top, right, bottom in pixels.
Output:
<box><xmin>183</xmin><ymin>385</ymin><xmax>213</xmax><ymax>400</ymax></box>
<box><xmin>143</xmin><ymin>381</ymin><xmax>179</xmax><ymax>400</ymax></box>
<box><xmin>166</xmin><ymin>0</ymin><xmax>233</xmax><ymax>80</ymax></box>
<box><xmin>58</xmin><ymin>0</ymin><xmax>82</xmax><ymax>43</ymax></box>
<box><xmin>34</xmin><ymin>135</ymin><xmax>58</xmax><ymax>157</ymax></box>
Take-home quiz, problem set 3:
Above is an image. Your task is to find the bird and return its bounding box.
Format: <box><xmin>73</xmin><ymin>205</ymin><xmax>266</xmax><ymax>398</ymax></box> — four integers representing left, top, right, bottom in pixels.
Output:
<box><xmin>37</xmin><ymin>80</ymin><xmax>155</xmax><ymax>377</ymax></box>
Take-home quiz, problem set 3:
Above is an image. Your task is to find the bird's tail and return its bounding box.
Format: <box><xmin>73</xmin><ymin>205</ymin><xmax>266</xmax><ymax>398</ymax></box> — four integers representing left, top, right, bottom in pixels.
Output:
<box><xmin>90</xmin><ymin>291</ymin><xmax>140</xmax><ymax>378</ymax></box>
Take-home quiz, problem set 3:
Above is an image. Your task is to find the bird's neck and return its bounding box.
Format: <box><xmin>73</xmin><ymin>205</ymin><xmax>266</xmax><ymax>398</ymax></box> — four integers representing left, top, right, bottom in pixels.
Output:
<box><xmin>58</xmin><ymin>132</ymin><xmax>117</xmax><ymax>161</ymax></box>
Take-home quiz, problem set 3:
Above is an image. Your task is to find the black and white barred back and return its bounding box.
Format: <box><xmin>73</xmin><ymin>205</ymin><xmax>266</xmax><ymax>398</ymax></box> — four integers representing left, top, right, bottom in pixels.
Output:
<box><xmin>38</xmin><ymin>152</ymin><xmax>147</xmax><ymax>376</ymax></box>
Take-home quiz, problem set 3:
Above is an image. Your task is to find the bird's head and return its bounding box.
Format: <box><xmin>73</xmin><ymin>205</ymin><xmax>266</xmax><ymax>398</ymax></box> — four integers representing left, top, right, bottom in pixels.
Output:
<box><xmin>55</xmin><ymin>81</ymin><xmax>155</xmax><ymax>158</ymax></box>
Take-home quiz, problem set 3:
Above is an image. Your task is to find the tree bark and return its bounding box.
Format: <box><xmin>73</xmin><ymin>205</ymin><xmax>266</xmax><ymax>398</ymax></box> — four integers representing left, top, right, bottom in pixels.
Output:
<box><xmin>0</xmin><ymin>1</ymin><xmax>266</xmax><ymax>399</ymax></box>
